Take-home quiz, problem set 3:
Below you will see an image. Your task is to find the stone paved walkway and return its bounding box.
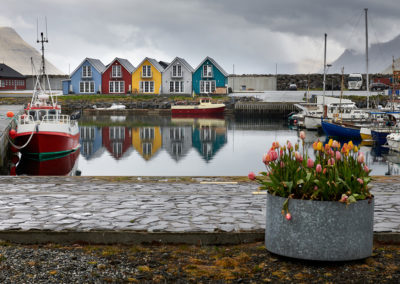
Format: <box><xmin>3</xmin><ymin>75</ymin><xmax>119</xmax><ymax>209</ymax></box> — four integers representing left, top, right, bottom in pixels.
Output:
<box><xmin>0</xmin><ymin>177</ymin><xmax>398</xmax><ymax>233</ymax></box>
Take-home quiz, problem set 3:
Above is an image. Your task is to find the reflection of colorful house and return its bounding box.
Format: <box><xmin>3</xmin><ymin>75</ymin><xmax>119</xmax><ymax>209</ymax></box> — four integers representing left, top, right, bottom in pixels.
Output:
<box><xmin>63</xmin><ymin>58</ymin><xmax>106</xmax><ymax>95</ymax></box>
<box><xmin>102</xmin><ymin>127</ymin><xmax>132</xmax><ymax>160</ymax></box>
<box><xmin>162</xmin><ymin>125</ymin><xmax>192</xmax><ymax>161</ymax></box>
<box><xmin>102</xmin><ymin>57</ymin><xmax>135</xmax><ymax>94</ymax></box>
<box><xmin>79</xmin><ymin>126</ymin><xmax>103</xmax><ymax>160</ymax></box>
<box><xmin>131</xmin><ymin>58</ymin><xmax>164</xmax><ymax>95</ymax></box>
<box><xmin>132</xmin><ymin>127</ymin><xmax>162</xmax><ymax>160</ymax></box>
<box><xmin>192</xmin><ymin>119</ymin><xmax>227</xmax><ymax>161</ymax></box>
<box><xmin>192</xmin><ymin>56</ymin><xmax>228</xmax><ymax>95</ymax></box>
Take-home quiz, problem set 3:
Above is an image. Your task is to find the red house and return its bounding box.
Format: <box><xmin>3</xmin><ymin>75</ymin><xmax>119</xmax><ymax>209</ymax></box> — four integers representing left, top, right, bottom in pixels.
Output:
<box><xmin>102</xmin><ymin>58</ymin><xmax>135</xmax><ymax>94</ymax></box>
<box><xmin>0</xmin><ymin>63</ymin><xmax>26</xmax><ymax>90</ymax></box>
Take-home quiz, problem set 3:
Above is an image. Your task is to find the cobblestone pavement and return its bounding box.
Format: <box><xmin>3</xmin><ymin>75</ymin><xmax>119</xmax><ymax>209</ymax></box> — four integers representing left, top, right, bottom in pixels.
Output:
<box><xmin>0</xmin><ymin>177</ymin><xmax>398</xmax><ymax>233</ymax></box>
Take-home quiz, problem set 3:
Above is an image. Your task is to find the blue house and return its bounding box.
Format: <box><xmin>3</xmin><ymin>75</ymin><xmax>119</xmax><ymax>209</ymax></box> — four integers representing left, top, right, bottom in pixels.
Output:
<box><xmin>192</xmin><ymin>56</ymin><xmax>228</xmax><ymax>95</ymax></box>
<box><xmin>63</xmin><ymin>58</ymin><xmax>106</xmax><ymax>94</ymax></box>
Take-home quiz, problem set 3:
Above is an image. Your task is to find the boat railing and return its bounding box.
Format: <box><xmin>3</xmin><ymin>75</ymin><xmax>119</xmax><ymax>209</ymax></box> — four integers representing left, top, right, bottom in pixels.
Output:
<box><xmin>42</xmin><ymin>114</ymin><xmax>71</xmax><ymax>124</ymax></box>
<box><xmin>18</xmin><ymin>115</ymin><xmax>35</xmax><ymax>125</ymax></box>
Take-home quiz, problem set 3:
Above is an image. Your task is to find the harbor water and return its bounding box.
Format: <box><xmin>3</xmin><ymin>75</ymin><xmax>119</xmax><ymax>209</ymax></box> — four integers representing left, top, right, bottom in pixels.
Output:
<box><xmin>5</xmin><ymin>113</ymin><xmax>400</xmax><ymax>176</ymax></box>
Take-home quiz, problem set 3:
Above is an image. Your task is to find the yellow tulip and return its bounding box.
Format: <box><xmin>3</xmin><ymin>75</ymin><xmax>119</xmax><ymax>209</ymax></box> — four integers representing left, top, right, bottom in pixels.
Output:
<box><xmin>354</xmin><ymin>146</ymin><xmax>358</xmax><ymax>153</ymax></box>
<box><xmin>328</xmin><ymin>139</ymin><xmax>333</xmax><ymax>147</ymax></box>
<box><xmin>317</xmin><ymin>141</ymin><xmax>322</xmax><ymax>151</ymax></box>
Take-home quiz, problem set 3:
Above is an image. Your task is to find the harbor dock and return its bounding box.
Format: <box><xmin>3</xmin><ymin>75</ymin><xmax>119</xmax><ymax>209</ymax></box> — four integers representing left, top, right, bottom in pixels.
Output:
<box><xmin>0</xmin><ymin>176</ymin><xmax>397</xmax><ymax>245</ymax></box>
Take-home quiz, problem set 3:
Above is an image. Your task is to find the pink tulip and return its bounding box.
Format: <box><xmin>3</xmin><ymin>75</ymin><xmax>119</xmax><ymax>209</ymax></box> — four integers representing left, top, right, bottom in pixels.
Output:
<box><xmin>335</xmin><ymin>151</ymin><xmax>341</xmax><ymax>161</ymax></box>
<box><xmin>316</xmin><ymin>164</ymin><xmax>322</xmax><ymax>173</ymax></box>
<box><xmin>357</xmin><ymin>152</ymin><xmax>365</xmax><ymax>164</ymax></box>
<box><xmin>248</xmin><ymin>172</ymin><xmax>256</xmax><ymax>180</ymax></box>
<box><xmin>287</xmin><ymin>141</ymin><xmax>293</xmax><ymax>151</ymax></box>
<box><xmin>364</xmin><ymin>165</ymin><xmax>369</xmax><ymax>173</ymax></box>
<box><xmin>339</xmin><ymin>194</ymin><xmax>348</xmax><ymax>203</ymax></box>
<box><xmin>295</xmin><ymin>151</ymin><xmax>302</xmax><ymax>162</ymax></box>
<box><xmin>307</xmin><ymin>158</ymin><xmax>314</xmax><ymax>168</ymax></box>
<box><xmin>330</xmin><ymin>158</ymin><xmax>335</xmax><ymax>166</ymax></box>
<box><xmin>357</xmin><ymin>178</ymin><xmax>364</xmax><ymax>184</ymax></box>
<box><xmin>285</xmin><ymin>213</ymin><xmax>292</xmax><ymax>220</ymax></box>
<box><xmin>280</xmin><ymin>161</ymin><xmax>285</xmax><ymax>168</ymax></box>
<box><xmin>314</xmin><ymin>186</ymin><xmax>318</xmax><ymax>191</ymax></box>
<box><xmin>323</xmin><ymin>168</ymin><xmax>327</xmax><ymax>175</ymax></box>
<box><xmin>299</xmin><ymin>131</ymin><xmax>306</xmax><ymax>140</ymax></box>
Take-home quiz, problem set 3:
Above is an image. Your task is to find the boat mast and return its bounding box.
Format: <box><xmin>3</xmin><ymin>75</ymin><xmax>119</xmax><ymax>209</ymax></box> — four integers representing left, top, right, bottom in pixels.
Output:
<box><xmin>339</xmin><ymin>67</ymin><xmax>344</xmax><ymax>121</ymax></box>
<box><xmin>38</xmin><ymin>32</ymin><xmax>48</xmax><ymax>87</ymax></box>
<box><xmin>392</xmin><ymin>56</ymin><xmax>396</xmax><ymax>111</ymax></box>
<box><xmin>365</xmin><ymin>8</ymin><xmax>369</xmax><ymax>109</ymax></box>
<box><xmin>323</xmin><ymin>33</ymin><xmax>327</xmax><ymax>107</ymax></box>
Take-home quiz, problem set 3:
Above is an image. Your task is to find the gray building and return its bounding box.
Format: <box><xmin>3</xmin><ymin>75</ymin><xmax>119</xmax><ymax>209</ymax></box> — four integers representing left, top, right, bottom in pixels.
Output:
<box><xmin>162</xmin><ymin>57</ymin><xmax>194</xmax><ymax>95</ymax></box>
<box><xmin>228</xmin><ymin>75</ymin><xmax>277</xmax><ymax>92</ymax></box>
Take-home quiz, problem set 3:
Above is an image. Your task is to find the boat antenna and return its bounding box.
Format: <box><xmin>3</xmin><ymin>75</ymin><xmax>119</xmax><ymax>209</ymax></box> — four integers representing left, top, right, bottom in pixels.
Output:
<box><xmin>365</xmin><ymin>8</ymin><xmax>369</xmax><ymax>109</ymax></box>
<box><xmin>323</xmin><ymin>33</ymin><xmax>327</xmax><ymax>106</ymax></box>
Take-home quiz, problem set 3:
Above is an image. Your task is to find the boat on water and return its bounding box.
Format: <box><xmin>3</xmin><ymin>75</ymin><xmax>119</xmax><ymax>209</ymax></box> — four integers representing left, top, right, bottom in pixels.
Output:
<box><xmin>93</xmin><ymin>103</ymin><xmax>126</xmax><ymax>110</ymax></box>
<box><xmin>370</xmin><ymin>113</ymin><xmax>400</xmax><ymax>145</ymax></box>
<box><xmin>321</xmin><ymin>119</ymin><xmax>361</xmax><ymax>140</ymax></box>
<box><xmin>9</xmin><ymin>31</ymin><xmax>80</xmax><ymax>159</ymax></box>
<box><xmin>386</xmin><ymin>132</ymin><xmax>400</xmax><ymax>152</ymax></box>
<box><xmin>171</xmin><ymin>97</ymin><xmax>225</xmax><ymax>115</ymax></box>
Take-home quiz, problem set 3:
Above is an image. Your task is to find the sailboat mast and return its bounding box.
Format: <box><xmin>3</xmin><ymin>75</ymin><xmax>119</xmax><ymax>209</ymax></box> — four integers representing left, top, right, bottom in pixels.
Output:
<box><xmin>323</xmin><ymin>33</ymin><xmax>327</xmax><ymax>106</ymax></box>
<box><xmin>365</xmin><ymin>8</ymin><xmax>369</xmax><ymax>109</ymax></box>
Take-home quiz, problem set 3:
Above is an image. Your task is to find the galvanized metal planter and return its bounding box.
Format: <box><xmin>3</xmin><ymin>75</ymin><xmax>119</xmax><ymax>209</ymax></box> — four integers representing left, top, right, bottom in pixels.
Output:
<box><xmin>265</xmin><ymin>193</ymin><xmax>374</xmax><ymax>261</ymax></box>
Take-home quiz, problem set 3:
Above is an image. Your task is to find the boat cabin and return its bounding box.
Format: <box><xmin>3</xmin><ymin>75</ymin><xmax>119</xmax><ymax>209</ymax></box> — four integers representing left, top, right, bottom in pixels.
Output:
<box><xmin>26</xmin><ymin>108</ymin><xmax>59</xmax><ymax>121</ymax></box>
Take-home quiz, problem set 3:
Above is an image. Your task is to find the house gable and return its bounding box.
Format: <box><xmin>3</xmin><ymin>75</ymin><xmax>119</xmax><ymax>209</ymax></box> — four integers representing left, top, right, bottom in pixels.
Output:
<box><xmin>192</xmin><ymin>56</ymin><xmax>228</xmax><ymax>94</ymax></box>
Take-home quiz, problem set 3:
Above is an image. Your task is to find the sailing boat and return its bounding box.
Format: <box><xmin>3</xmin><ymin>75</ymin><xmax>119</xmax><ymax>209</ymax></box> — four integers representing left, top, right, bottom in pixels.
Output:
<box><xmin>321</xmin><ymin>68</ymin><xmax>362</xmax><ymax>139</ymax></box>
<box><xmin>9</xmin><ymin>29</ymin><xmax>80</xmax><ymax>159</ymax></box>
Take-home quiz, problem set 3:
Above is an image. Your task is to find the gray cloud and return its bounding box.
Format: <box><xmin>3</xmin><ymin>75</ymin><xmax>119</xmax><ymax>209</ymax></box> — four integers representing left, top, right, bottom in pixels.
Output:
<box><xmin>1</xmin><ymin>0</ymin><xmax>399</xmax><ymax>74</ymax></box>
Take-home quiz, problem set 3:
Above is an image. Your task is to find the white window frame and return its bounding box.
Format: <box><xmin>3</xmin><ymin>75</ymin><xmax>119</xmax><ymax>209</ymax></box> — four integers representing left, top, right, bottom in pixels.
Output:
<box><xmin>142</xmin><ymin>65</ymin><xmax>152</xmax><ymax>77</ymax></box>
<box><xmin>82</xmin><ymin>66</ymin><xmax>92</xmax><ymax>78</ymax></box>
<box><xmin>79</xmin><ymin>81</ymin><xmax>95</xmax><ymax>93</ymax></box>
<box><xmin>140</xmin><ymin>81</ymin><xmax>155</xmax><ymax>93</ymax></box>
<box><xmin>200</xmin><ymin>80</ymin><xmax>216</xmax><ymax>93</ymax></box>
<box><xmin>172</xmin><ymin>64</ymin><xmax>182</xmax><ymax>77</ymax></box>
<box><xmin>169</xmin><ymin>80</ymin><xmax>184</xmax><ymax>93</ymax></box>
<box><xmin>109</xmin><ymin>81</ymin><xmax>125</xmax><ymax>93</ymax></box>
<box><xmin>112</xmin><ymin>65</ymin><xmax>122</xmax><ymax>78</ymax></box>
<box><xmin>203</xmin><ymin>65</ymin><xmax>213</xmax><ymax>78</ymax></box>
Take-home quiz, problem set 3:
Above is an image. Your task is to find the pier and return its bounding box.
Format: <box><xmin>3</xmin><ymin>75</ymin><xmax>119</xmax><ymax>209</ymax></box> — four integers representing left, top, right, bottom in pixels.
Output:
<box><xmin>0</xmin><ymin>105</ymin><xmax>24</xmax><ymax>169</ymax></box>
<box><xmin>234</xmin><ymin>101</ymin><xmax>297</xmax><ymax>116</ymax></box>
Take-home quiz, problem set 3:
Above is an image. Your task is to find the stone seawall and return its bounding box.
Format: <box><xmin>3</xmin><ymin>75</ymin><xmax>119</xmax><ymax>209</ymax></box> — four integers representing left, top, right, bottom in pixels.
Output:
<box><xmin>277</xmin><ymin>73</ymin><xmax>392</xmax><ymax>90</ymax></box>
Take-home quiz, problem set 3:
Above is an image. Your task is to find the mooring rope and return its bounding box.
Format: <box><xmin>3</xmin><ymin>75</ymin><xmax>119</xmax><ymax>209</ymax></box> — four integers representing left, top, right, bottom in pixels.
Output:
<box><xmin>5</xmin><ymin>117</ymin><xmax>36</xmax><ymax>150</ymax></box>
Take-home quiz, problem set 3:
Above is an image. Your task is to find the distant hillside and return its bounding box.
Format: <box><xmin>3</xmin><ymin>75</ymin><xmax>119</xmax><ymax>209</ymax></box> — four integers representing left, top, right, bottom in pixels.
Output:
<box><xmin>330</xmin><ymin>34</ymin><xmax>400</xmax><ymax>74</ymax></box>
<box><xmin>0</xmin><ymin>27</ymin><xmax>63</xmax><ymax>75</ymax></box>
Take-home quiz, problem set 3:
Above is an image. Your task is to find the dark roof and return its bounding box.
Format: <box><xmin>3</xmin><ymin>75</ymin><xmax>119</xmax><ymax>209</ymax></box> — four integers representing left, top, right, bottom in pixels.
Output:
<box><xmin>0</xmin><ymin>63</ymin><xmax>25</xmax><ymax>78</ymax></box>
<box><xmin>158</xmin><ymin>61</ymin><xmax>170</xmax><ymax>69</ymax></box>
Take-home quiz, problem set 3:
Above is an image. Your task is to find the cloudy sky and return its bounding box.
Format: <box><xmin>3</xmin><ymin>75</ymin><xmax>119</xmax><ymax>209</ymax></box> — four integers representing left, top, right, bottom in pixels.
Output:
<box><xmin>1</xmin><ymin>0</ymin><xmax>399</xmax><ymax>75</ymax></box>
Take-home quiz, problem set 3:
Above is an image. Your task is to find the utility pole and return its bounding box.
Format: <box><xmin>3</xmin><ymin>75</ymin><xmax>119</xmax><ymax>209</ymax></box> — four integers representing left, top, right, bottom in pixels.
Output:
<box><xmin>365</xmin><ymin>8</ymin><xmax>369</xmax><ymax>109</ymax></box>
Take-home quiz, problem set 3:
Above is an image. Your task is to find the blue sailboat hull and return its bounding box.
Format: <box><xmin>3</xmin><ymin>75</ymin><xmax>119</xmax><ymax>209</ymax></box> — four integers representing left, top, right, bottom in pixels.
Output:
<box><xmin>371</xmin><ymin>130</ymin><xmax>390</xmax><ymax>145</ymax></box>
<box><xmin>321</xmin><ymin>120</ymin><xmax>361</xmax><ymax>139</ymax></box>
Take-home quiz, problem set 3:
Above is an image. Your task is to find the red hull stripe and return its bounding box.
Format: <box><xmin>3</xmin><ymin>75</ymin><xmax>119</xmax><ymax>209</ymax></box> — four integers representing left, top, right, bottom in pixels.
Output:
<box><xmin>171</xmin><ymin>106</ymin><xmax>225</xmax><ymax>114</ymax></box>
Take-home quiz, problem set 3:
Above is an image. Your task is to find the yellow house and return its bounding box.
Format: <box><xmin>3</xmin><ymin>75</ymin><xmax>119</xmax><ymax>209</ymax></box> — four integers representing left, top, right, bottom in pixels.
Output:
<box><xmin>132</xmin><ymin>126</ymin><xmax>162</xmax><ymax>160</ymax></box>
<box><xmin>131</xmin><ymin>57</ymin><xmax>164</xmax><ymax>94</ymax></box>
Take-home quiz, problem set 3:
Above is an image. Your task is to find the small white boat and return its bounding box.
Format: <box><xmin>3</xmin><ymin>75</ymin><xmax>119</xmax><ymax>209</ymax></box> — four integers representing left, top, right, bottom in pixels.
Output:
<box><xmin>386</xmin><ymin>132</ymin><xmax>400</xmax><ymax>152</ymax></box>
<box><xmin>93</xmin><ymin>103</ymin><xmax>126</xmax><ymax>110</ymax></box>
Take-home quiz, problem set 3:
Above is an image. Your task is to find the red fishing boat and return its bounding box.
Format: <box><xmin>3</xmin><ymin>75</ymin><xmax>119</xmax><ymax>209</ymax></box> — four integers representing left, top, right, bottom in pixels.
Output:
<box><xmin>171</xmin><ymin>97</ymin><xmax>225</xmax><ymax>115</ymax></box>
<box><xmin>9</xmin><ymin>31</ymin><xmax>80</xmax><ymax>159</ymax></box>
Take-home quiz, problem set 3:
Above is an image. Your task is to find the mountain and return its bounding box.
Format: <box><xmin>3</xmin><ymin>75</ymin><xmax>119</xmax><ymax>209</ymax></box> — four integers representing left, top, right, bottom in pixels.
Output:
<box><xmin>330</xmin><ymin>34</ymin><xmax>400</xmax><ymax>74</ymax></box>
<box><xmin>0</xmin><ymin>27</ymin><xmax>63</xmax><ymax>75</ymax></box>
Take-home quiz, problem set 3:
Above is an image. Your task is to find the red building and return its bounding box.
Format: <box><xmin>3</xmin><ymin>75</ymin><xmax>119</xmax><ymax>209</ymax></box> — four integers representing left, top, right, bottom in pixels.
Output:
<box><xmin>0</xmin><ymin>63</ymin><xmax>26</xmax><ymax>90</ymax></box>
<box><xmin>102</xmin><ymin>58</ymin><xmax>135</xmax><ymax>94</ymax></box>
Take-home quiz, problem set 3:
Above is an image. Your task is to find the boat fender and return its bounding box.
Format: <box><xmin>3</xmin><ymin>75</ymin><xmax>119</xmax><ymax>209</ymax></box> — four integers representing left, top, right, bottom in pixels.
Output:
<box><xmin>35</xmin><ymin>125</ymin><xmax>39</xmax><ymax>132</ymax></box>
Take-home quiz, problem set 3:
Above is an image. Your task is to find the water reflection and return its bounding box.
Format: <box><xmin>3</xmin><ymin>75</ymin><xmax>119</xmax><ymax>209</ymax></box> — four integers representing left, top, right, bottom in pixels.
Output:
<box><xmin>8</xmin><ymin>114</ymin><xmax>400</xmax><ymax>176</ymax></box>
